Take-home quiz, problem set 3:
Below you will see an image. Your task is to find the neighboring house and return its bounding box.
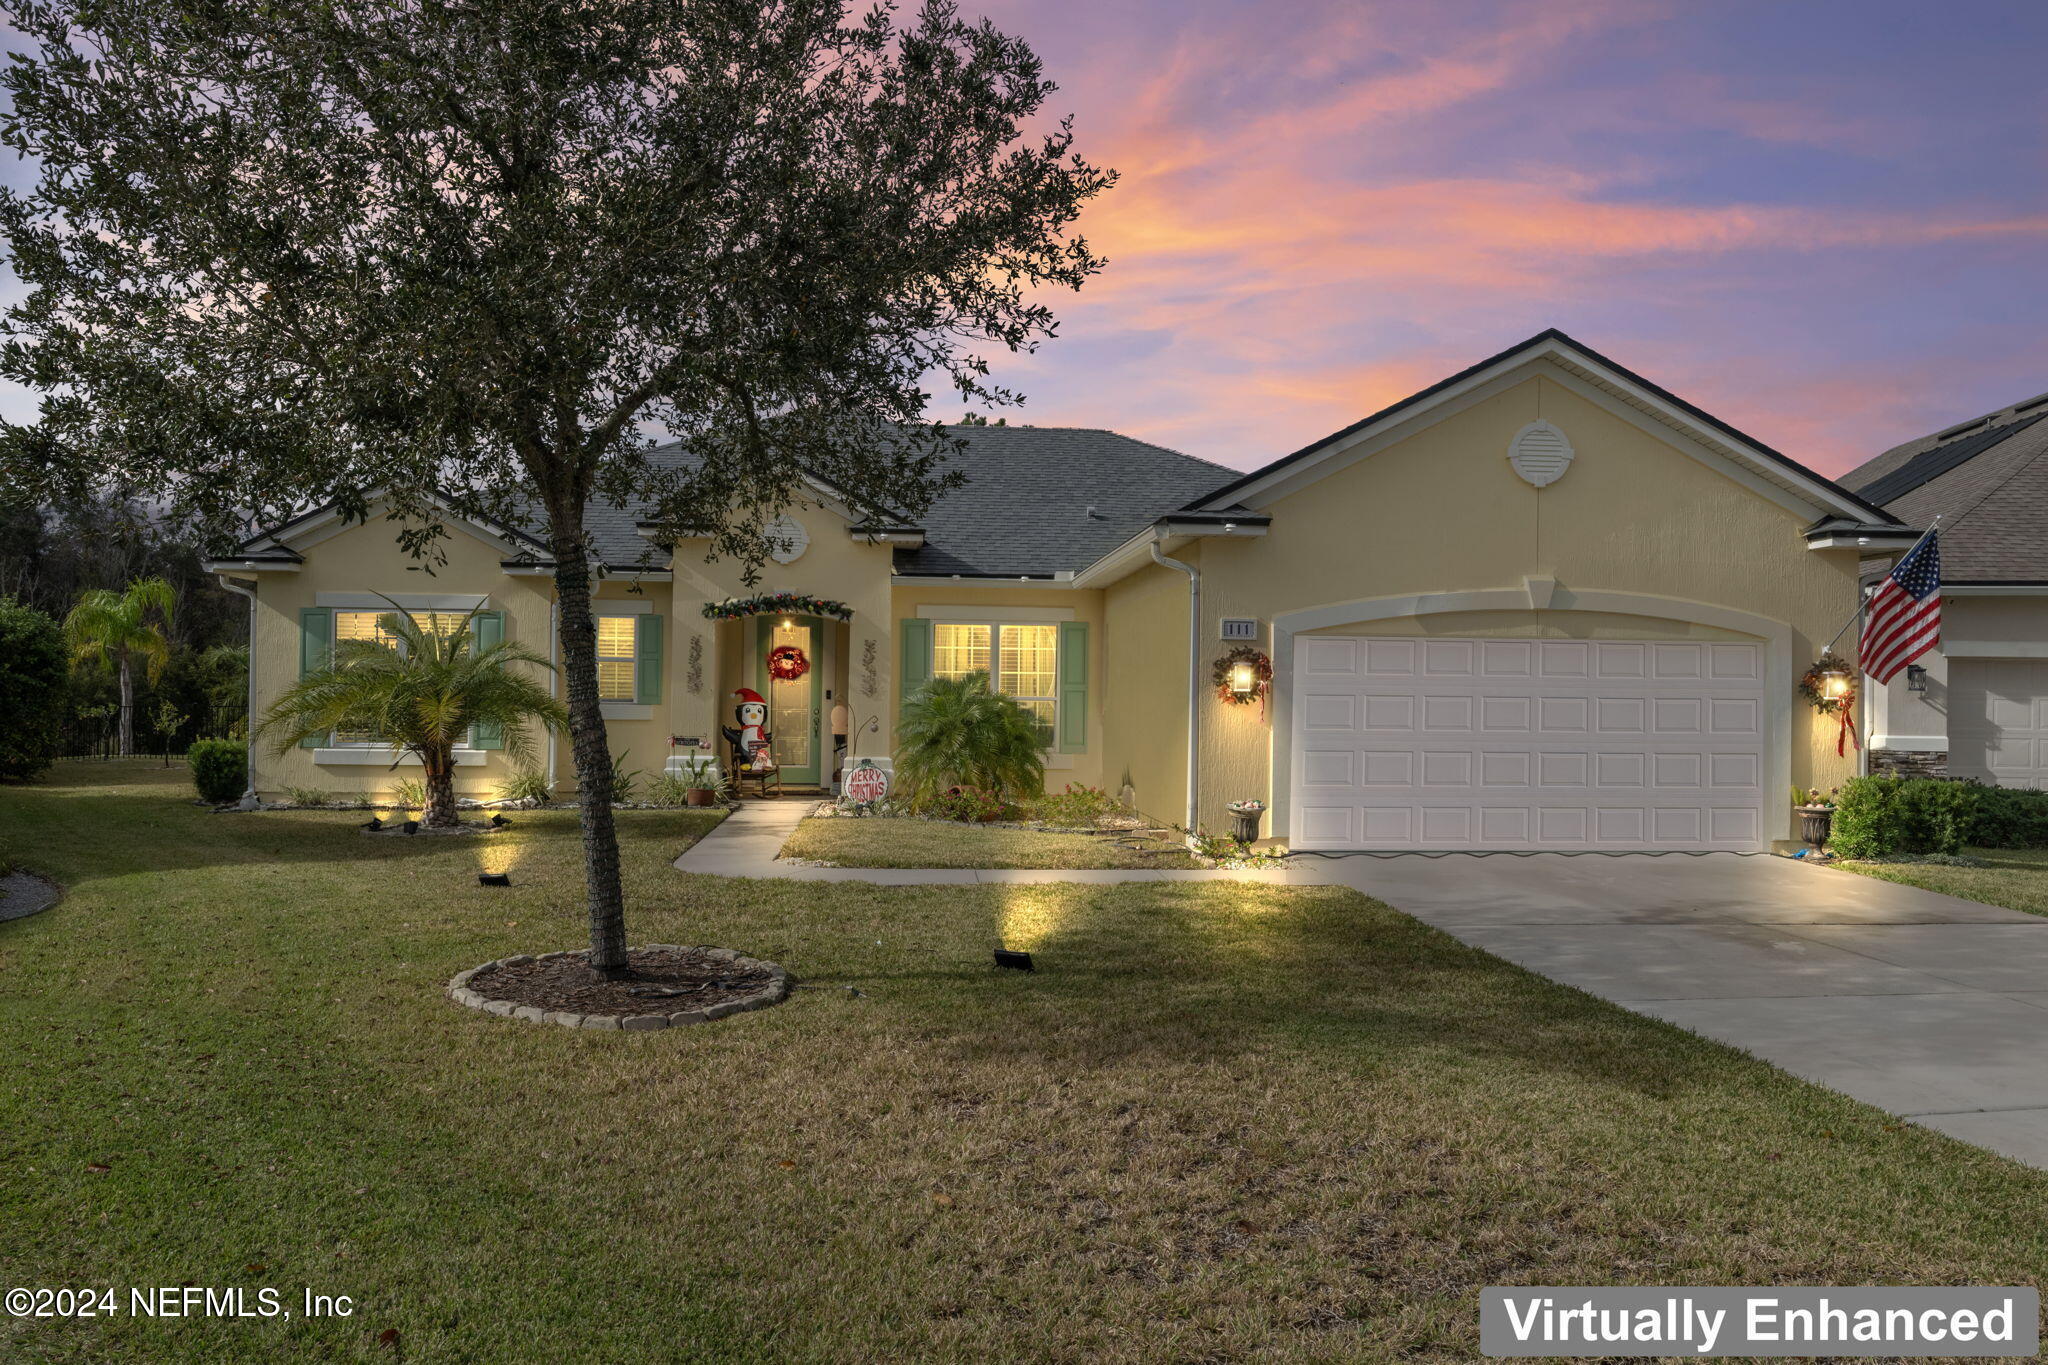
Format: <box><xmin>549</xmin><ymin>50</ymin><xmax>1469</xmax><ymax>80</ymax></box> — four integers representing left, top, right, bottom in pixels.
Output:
<box><xmin>1843</xmin><ymin>397</ymin><xmax>2048</xmax><ymax>787</ymax></box>
<box><xmin>206</xmin><ymin>329</ymin><xmax>1911</xmax><ymax>850</ymax></box>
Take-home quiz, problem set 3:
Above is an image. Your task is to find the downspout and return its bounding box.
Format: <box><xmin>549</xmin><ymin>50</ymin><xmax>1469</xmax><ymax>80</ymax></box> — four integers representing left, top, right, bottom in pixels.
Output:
<box><xmin>214</xmin><ymin>575</ymin><xmax>261</xmax><ymax>808</ymax></box>
<box><xmin>1149</xmin><ymin>537</ymin><xmax>1201</xmax><ymax>835</ymax></box>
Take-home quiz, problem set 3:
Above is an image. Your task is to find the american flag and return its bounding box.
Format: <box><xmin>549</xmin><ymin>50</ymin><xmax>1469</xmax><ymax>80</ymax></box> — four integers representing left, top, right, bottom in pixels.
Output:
<box><xmin>1862</xmin><ymin>531</ymin><xmax>1941</xmax><ymax>685</ymax></box>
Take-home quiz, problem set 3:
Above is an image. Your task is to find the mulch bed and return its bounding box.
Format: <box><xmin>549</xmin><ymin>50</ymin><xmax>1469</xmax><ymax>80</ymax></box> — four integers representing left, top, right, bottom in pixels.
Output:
<box><xmin>467</xmin><ymin>945</ymin><xmax>775</xmax><ymax>1019</ymax></box>
<box><xmin>0</xmin><ymin>871</ymin><xmax>62</xmax><ymax>925</ymax></box>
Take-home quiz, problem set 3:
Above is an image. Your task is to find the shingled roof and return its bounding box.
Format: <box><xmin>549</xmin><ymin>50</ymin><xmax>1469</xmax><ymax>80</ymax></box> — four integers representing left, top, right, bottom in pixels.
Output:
<box><xmin>889</xmin><ymin>425</ymin><xmax>1245</xmax><ymax>577</ymax></box>
<box><xmin>1843</xmin><ymin>394</ymin><xmax>2048</xmax><ymax>582</ymax></box>
<box><xmin>521</xmin><ymin>426</ymin><xmax>1246</xmax><ymax>577</ymax></box>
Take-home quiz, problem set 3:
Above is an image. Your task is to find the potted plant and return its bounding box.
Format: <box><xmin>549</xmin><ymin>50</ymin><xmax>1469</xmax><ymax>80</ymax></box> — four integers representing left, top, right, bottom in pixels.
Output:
<box><xmin>1793</xmin><ymin>787</ymin><xmax>1836</xmax><ymax>848</ymax></box>
<box><xmin>1227</xmin><ymin>798</ymin><xmax>1266</xmax><ymax>844</ymax></box>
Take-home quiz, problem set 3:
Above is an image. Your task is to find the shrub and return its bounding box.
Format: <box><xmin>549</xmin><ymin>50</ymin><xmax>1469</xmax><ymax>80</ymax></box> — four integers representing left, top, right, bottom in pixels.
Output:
<box><xmin>1969</xmin><ymin>785</ymin><xmax>2048</xmax><ymax>849</ymax></box>
<box><xmin>647</xmin><ymin>772</ymin><xmax>693</xmax><ymax>807</ymax></box>
<box><xmin>895</xmin><ymin>672</ymin><xmax>1043</xmax><ymax>811</ymax></box>
<box><xmin>1033</xmin><ymin>783</ymin><xmax>1118</xmax><ymax>826</ymax></box>
<box><xmin>926</xmin><ymin>786</ymin><xmax>1023</xmax><ymax>823</ymax></box>
<box><xmin>186</xmin><ymin>738</ymin><xmax>246</xmax><ymax>804</ymax></box>
<box><xmin>1830</xmin><ymin>775</ymin><xmax>1981</xmax><ymax>858</ymax></box>
<box><xmin>392</xmin><ymin>777</ymin><xmax>426</xmax><ymax>810</ymax></box>
<box><xmin>497</xmin><ymin>767</ymin><xmax>554</xmax><ymax>806</ymax></box>
<box><xmin>0</xmin><ymin>598</ymin><xmax>67</xmax><ymax>781</ymax></box>
<box><xmin>285</xmin><ymin>786</ymin><xmax>333</xmax><ymax>807</ymax></box>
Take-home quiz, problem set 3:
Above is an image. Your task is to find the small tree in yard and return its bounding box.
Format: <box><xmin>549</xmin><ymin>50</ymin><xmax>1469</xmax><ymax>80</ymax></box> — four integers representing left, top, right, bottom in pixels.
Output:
<box><xmin>259</xmin><ymin>608</ymin><xmax>567</xmax><ymax>828</ymax></box>
<box><xmin>62</xmin><ymin>576</ymin><xmax>176</xmax><ymax>758</ymax></box>
<box><xmin>0</xmin><ymin>0</ymin><xmax>1111</xmax><ymax>977</ymax></box>
<box><xmin>894</xmin><ymin>671</ymin><xmax>1044</xmax><ymax>810</ymax></box>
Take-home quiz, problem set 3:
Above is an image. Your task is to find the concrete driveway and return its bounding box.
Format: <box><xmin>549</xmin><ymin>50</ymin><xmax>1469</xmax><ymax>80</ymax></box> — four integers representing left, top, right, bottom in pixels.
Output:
<box><xmin>1291</xmin><ymin>852</ymin><xmax>2048</xmax><ymax>1169</ymax></box>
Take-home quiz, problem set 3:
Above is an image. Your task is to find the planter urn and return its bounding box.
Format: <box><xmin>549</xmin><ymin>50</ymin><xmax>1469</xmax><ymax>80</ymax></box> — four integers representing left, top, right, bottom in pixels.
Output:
<box><xmin>1231</xmin><ymin>810</ymin><xmax>1261</xmax><ymax>844</ymax></box>
<box><xmin>1795</xmin><ymin>804</ymin><xmax>1833</xmax><ymax>848</ymax></box>
<box><xmin>685</xmin><ymin>788</ymin><xmax>717</xmax><ymax>808</ymax></box>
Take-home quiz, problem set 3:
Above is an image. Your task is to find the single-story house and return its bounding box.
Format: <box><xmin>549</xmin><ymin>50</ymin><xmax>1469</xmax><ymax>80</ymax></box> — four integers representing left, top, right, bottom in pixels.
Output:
<box><xmin>1844</xmin><ymin>398</ymin><xmax>2048</xmax><ymax>787</ymax></box>
<box><xmin>207</xmin><ymin>329</ymin><xmax>1917</xmax><ymax>850</ymax></box>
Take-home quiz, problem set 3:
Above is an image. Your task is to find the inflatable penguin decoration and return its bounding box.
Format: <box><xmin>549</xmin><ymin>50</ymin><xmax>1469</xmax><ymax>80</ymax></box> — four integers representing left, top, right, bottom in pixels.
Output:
<box><xmin>723</xmin><ymin>687</ymin><xmax>777</xmax><ymax>772</ymax></box>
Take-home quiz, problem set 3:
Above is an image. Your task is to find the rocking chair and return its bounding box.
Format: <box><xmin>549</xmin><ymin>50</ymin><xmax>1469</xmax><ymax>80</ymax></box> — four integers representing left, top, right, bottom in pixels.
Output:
<box><xmin>724</xmin><ymin>734</ymin><xmax>783</xmax><ymax>799</ymax></box>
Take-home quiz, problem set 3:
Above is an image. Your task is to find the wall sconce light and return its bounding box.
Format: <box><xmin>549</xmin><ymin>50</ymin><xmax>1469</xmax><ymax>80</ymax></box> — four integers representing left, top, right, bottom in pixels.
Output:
<box><xmin>1819</xmin><ymin>662</ymin><xmax>1853</xmax><ymax>700</ymax></box>
<box><xmin>1228</xmin><ymin>661</ymin><xmax>1258</xmax><ymax>697</ymax></box>
<box><xmin>478</xmin><ymin>872</ymin><xmax>511</xmax><ymax>887</ymax></box>
<box><xmin>1906</xmin><ymin>663</ymin><xmax>1928</xmax><ymax>693</ymax></box>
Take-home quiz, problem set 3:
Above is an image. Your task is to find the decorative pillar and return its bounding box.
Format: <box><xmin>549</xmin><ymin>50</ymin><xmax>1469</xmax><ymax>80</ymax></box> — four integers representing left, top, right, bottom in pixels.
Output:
<box><xmin>666</xmin><ymin>594</ymin><xmax>721</xmax><ymax>780</ymax></box>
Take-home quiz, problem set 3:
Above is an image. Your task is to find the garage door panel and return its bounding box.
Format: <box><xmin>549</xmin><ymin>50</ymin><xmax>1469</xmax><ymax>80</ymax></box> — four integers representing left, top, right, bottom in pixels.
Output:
<box><xmin>1299</xmin><ymin>636</ymin><xmax>1360</xmax><ymax>675</ymax></box>
<box><xmin>1292</xmin><ymin>633</ymin><xmax>1767</xmax><ymax>850</ymax></box>
<box><xmin>1950</xmin><ymin>659</ymin><xmax>2048</xmax><ymax>789</ymax></box>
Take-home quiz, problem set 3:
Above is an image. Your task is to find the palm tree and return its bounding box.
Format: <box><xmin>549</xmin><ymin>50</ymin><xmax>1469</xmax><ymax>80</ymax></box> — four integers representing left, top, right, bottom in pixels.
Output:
<box><xmin>894</xmin><ymin>671</ymin><xmax>1045</xmax><ymax>811</ymax></box>
<box><xmin>259</xmin><ymin>605</ymin><xmax>567</xmax><ymax>827</ymax></box>
<box><xmin>64</xmin><ymin>576</ymin><xmax>177</xmax><ymax>757</ymax></box>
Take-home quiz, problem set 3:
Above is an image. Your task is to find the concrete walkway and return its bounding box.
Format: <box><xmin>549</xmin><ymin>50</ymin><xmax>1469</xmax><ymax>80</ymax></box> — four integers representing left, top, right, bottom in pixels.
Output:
<box><xmin>673</xmin><ymin>799</ymin><xmax>1287</xmax><ymax>885</ymax></box>
<box><xmin>1290</xmin><ymin>852</ymin><xmax>2048</xmax><ymax>1169</ymax></box>
<box><xmin>681</xmin><ymin>801</ymin><xmax>2048</xmax><ymax>1169</ymax></box>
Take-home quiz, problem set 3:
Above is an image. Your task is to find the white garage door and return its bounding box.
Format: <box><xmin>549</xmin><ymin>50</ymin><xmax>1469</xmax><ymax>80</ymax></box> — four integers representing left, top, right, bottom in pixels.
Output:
<box><xmin>1950</xmin><ymin>659</ymin><xmax>2048</xmax><ymax>788</ymax></box>
<box><xmin>1290</xmin><ymin>635</ymin><xmax>1767</xmax><ymax>851</ymax></box>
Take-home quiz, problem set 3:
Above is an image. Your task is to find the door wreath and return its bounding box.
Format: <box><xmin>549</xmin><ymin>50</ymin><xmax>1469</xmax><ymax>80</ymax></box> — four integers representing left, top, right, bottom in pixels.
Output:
<box><xmin>767</xmin><ymin>644</ymin><xmax>811</xmax><ymax>681</ymax></box>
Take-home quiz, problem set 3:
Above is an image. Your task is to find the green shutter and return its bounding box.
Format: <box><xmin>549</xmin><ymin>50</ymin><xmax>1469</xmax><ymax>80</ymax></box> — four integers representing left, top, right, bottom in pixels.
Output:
<box><xmin>634</xmin><ymin>613</ymin><xmax>664</xmax><ymax>705</ymax></box>
<box><xmin>1057</xmin><ymin>621</ymin><xmax>1089</xmax><ymax>753</ymax></box>
<box><xmin>470</xmin><ymin>610</ymin><xmax>505</xmax><ymax>749</ymax></box>
<box><xmin>899</xmin><ymin>618</ymin><xmax>932</xmax><ymax>713</ymax></box>
<box><xmin>297</xmin><ymin>608</ymin><xmax>332</xmax><ymax>747</ymax></box>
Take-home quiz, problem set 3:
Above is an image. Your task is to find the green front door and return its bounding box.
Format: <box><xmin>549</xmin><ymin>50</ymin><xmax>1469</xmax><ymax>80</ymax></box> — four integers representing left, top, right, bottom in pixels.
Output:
<box><xmin>755</xmin><ymin>616</ymin><xmax>823</xmax><ymax>785</ymax></box>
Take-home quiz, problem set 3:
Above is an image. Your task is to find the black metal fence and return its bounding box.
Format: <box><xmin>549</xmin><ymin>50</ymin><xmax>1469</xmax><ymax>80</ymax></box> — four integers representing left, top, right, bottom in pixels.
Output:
<box><xmin>57</xmin><ymin>700</ymin><xmax>246</xmax><ymax>762</ymax></box>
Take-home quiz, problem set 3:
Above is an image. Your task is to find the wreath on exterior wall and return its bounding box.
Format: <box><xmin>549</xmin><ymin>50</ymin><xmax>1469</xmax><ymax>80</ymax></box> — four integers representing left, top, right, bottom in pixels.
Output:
<box><xmin>1798</xmin><ymin>650</ymin><xmax>1861</xmax><ymax>755</ymax></box>
<box><xmin>767</xmin><ymin>644</ymin><xmax>811</xmax><ymax>681</ymax></box>
<box><xmin>1211</xmin><ymin>645</ymin><xmax>1274</xmax><ymax>707</ymax></box>
<box><xmin>702</xmin><ymin>591</ymin><xmax>854</xmax><ymax>622</ymax></box>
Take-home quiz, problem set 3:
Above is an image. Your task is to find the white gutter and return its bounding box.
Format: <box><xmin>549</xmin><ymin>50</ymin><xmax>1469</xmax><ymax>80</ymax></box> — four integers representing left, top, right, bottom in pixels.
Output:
<box><xmin>214</xmin><ymin>575</ymin><xmax>261</xmax><ymax>808</ymax></box>
<box><xmin>1149</xmin><ymin>537</ymin><xmax>1201</xmax><ymax>835</ymax></box>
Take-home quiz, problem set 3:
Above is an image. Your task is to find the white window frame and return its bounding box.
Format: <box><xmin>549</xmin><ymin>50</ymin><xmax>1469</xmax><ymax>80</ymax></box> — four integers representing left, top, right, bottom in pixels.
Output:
<box><xmin>595</xmin><ymin>612</ymin><xmax>639</xmax><ymax>703</ymax></box>
<box><xmin>929</xmin><ymin>620</ymin><xmax>1060</xmax><ymax>752</ymax></box>
<box><xmin>326</xmin><ymin>605</ymin><xmax>475</xmax><ymax>749</ymax></box>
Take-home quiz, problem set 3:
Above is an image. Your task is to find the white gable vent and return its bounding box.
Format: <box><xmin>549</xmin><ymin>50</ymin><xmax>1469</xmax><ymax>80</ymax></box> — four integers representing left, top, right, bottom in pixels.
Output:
<box><xmin>1507</xmin><ymin>420</ymin><xmax>1575</xmax><ymax>488</ymax></box>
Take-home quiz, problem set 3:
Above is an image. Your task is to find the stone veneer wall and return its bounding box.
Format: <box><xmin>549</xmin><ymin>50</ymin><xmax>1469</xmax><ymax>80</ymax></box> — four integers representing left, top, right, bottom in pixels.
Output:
<box><xmin>1869</xmin><ymin>748</ymin><xmax>1949</xmax><ymax>779</ymax></box>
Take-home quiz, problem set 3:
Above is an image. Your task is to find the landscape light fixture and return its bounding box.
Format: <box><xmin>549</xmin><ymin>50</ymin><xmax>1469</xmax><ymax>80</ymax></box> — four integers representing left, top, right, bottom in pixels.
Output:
<box><xmin>402</xmin><ymin>819</ymin><xmax>420</xmax><ymax>835</ymax></box>
<box><xmin>992</xmin><ymin>947</ymin><xmax>1035</xmax><ymax>972</ymax></box>
<box><xmin>478</xmin><ymin>872</ymin><xmax>512</xmax><ymax>887</ymax></box>
<box><xmin>1228</xmin><ymin>661</ymin><xmax>1258</xmax><ymax>697</ymax></box>
<box><xmin>490</xmin><ymin>813</ymin><xmax>512</xmax><ymax>828</ymax></box>
<box><xmin>1906</xmin><ymin>663</ymin><xmax>1928</xmax><ymax>693</ymax></box>
<box><xmin>360</xmin><ymin>816</ymin><xmax>384</xmax><ymax>831</ymax></box>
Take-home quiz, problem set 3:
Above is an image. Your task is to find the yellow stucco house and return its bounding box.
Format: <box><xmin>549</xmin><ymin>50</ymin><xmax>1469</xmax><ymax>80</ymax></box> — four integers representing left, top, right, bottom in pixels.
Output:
<box><xmin>205</xmin><ymin>330</ymin><xmax>1916</xmax><ymax>851</ymax></box>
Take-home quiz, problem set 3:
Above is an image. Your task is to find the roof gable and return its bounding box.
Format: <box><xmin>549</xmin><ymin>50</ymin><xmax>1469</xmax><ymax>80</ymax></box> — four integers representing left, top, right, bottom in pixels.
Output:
<box><xmin>1181</xmin><ymin>329</ymin><xmax>1900</xmax><ymax>527</ymax></box>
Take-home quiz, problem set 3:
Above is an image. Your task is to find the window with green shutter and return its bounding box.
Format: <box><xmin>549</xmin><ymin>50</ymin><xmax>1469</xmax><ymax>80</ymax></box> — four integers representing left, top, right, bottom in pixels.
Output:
<box><xmin>634</xmin><ymin>614</ymin><xmax>664</xmax><ymax>705</ymax></box>
<box><xmin>898</xmin><ymin>618</ymin><xmax>932</xmax><ymax>716</ymax></box>
<box><xmin>1057</xmin><ymin>620</ymin><xmax>1088</xmax><ymax>752</ymax></box>
<box><xmin>296</xmin><ymin>608</ymin><xmax>332</xmax><ymax>747</ymax></box>
<box><xmin>469</xmin><ymin>610</ymin><xmax>505</xmax><ymax>749</ymax></box>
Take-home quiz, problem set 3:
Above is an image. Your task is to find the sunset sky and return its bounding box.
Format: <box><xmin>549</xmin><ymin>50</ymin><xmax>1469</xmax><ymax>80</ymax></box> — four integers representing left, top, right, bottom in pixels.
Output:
<box><xmin>5</xmin><ymin>0</ymin><xmax>2047</xmax><ymax>479</ymax></box>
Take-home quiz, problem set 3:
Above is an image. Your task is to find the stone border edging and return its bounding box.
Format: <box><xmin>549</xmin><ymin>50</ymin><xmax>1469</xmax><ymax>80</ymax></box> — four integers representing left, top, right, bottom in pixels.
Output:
<box><xmin>447</xmin><ymin>945</ymin><xmax>792</xmax><ymax>1031</ymax></box>
<box><xmin>0</xmin><ymin>871</ymin><xmax>62</xmax><ymax>925</ymax></box>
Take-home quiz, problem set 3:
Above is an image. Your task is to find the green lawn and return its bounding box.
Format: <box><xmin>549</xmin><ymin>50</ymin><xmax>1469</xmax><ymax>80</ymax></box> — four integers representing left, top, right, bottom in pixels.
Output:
<box><xmin>5</xmin><ymin>763</ymin><xmax>2048</xmax><ymax>1362</ymax></box>
<box><xmin>1839</xmin><ymin>846</ymin><xmax>2048</xmax><ymax>917</ymax></box>
<box><xmin>779</xmin><ymin>814</ymin><xmax>1199</xmax><ymax>869</ymax></box>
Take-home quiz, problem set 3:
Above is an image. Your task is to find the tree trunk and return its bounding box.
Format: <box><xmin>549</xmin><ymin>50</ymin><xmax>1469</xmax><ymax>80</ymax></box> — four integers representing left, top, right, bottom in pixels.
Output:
<box><xmin>117</xmin><ymin>652</ymin><xmax>134</xmax><ymax>758</ymax></box>
<box><xmin>422</xmin><ymin>751</ymin><xmax>460</xmax><ymax>828</ymax></box>
<box><xmin>549</xmin><ymin>522</ymin><xmax>630</xmax><ymax>979</ymax></box>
